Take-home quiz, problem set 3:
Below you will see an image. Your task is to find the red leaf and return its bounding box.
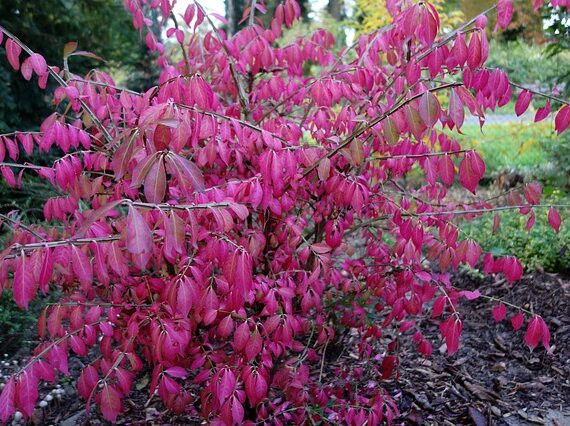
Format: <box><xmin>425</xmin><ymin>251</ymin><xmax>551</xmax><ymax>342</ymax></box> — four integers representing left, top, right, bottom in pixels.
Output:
<box><xmin>444</xmin><ymin>317</ymin><xmax>462</xmax><ymax>355</ymax></box>
<box><xmin>548</xmin><ymin>207</ymin><xmax>561</xmax><ymax>233</ymax></box>
<box><xmin>131</xmin><ymin>152</ymin><xmax>160</xmax><ymax>188</ymax></box>
<box><xmin>115</xmin><ymin>368</ymin><xmax>133</xmax><ymax>394</ymax></box>
<box><xmin>514</xmin><ymin>90</ymin><xmax>532</xmax><ymax>116</ymax></box>
<box><xmin>449</xmin><ymin>88</ymin><xmax>465</xmax><ymax>128</ymax></box>
<box><xmin>381</xmin><ymin>355</ymin><xmax>398</xmax><ymax>380</ymax></box>
<box><xmin>524</xmin><ymin>316</ymin><xmax>543</xmax><ymax>350</ymax></box>
<box><xmin>511</xmin><ymin>311</ymin><xmax>524</xmax><ymax>330</ymax></box>
<box><xmin>126</xmin><ymin>205</ymin><xmax>153</xmax><ymax>254</ymax></box>
<box><xmin>459</xmin><ymin>151</ymin><xmax>485</xmax><ymax>193</ymax></box>
<box><xmin>492</xmin><ymin>303</ymin><xmax>507</xmax><ymax>322</ymax></box>
<box><xmin>466</xmin><ymin>33</ymin><xmax>482</xmax><ymax>69</ymax></box>
<box><xmin>99</xmin><ymin>384</ymin><xmax>122</xmax><ymax>422</ymax></box>
<box><xmin>438</xmin><ymin>154</ymin><xmax>455</xmax><ymax>186</ymax></box>
<box><xmin>419</xmin><ymin>91</ymin><xmax>441</xmax><ymax>127</ymax></box>
<box><xmin>555</xmin><ymin>105</ymin><xmax>570</xmax><ymax>135</ymax></box>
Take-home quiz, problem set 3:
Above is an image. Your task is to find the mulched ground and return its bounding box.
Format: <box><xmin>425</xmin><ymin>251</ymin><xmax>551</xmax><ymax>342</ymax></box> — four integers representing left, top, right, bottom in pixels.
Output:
<box><xmin>394</xmin><ymin>271</ymin><xmax>570</xmax><ymax>426</ymax></box>
<box><xmin>2</xmin><ymin>272</ymin><xmax>568</xmax><ymax>425</ymax></box>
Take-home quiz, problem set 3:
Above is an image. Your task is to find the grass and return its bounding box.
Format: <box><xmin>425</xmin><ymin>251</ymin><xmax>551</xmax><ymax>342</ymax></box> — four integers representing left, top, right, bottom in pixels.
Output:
<box><xmin>454</xmin><ymin>121</ymin><xmax>556</xmax><ymax>177</ymax></box>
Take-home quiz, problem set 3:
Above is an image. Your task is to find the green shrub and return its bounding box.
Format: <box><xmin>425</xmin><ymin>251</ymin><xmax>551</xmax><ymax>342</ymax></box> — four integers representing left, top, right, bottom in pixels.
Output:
<box><xmin>486</xmin><ymin>40</ymin><xmax>570</xmax><ymax>87</ymax></box>
<box><xmin>0</xmin><ymin>291</ymin><xmax>42</xmax><ymax>354</ymax></box>
<box><xmin>462</xmin><ymin>198</ymin><xmax>570</xmax><ymax>273</ymax></box>
<box><xmin>540</xmin><ymin>131</ymin><xmax>570</xmax><ymax>190</ymax></box>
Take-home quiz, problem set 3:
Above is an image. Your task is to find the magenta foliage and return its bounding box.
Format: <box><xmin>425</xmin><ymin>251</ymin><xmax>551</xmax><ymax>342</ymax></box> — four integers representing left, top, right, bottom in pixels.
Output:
<box><xmin>0</xmin><ymin>0</ymin><xmax>567</xmax><ymax>423</ymax></box>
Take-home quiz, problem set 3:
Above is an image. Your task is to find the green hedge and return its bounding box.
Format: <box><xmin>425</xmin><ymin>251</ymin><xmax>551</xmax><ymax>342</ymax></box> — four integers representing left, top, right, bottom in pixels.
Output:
<box><xmin>462</xmin><ymin>198</ymin><xmax>570</xmax><ymax>273</ymax></box>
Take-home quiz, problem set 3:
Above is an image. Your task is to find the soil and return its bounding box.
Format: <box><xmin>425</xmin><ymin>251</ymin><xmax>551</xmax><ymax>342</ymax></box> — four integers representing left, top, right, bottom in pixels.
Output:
<box><xmin>1</xmin><ymin>272</ymin><xmax>569</xmax><ymax>425</ymax></box>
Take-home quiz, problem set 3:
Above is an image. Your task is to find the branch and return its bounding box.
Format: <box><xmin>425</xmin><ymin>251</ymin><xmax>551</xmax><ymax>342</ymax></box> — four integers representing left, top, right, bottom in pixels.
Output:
<box><xmin>194</xmin><ymin>1</ymin><xmax>250</xmax><ymax>116</ymax></box>
<box><xmin>249</xmin><ymin>0</ymin><xmax>258</xmax><ymax>26</ymax></box>
<box><xmin>509</xmin><ymin>81</ymin><xmax>570</xmax><ymax>106</ymax></box>
<box><xmin>170</xmin><ymin>11</ymin><xmax>191</xmax><ymax>72</ymax></box>
<box><xmin>354</xmin><ymin>203</ymin><xmax>570</xmax><ymax>230</ymax></box>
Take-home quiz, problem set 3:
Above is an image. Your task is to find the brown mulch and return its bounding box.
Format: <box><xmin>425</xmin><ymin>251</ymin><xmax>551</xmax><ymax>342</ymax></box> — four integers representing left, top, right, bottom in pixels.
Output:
<box><xmin>2</xmin><ymin>272</ymin><xmax>569</xmax><ymax>425</ymax></box>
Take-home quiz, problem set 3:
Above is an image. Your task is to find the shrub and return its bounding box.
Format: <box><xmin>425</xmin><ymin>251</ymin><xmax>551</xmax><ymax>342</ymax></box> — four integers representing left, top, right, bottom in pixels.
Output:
<box><xmin>0</xmin><ymin>0</ymin><xmax>568</xmax><ymax>424</ymax></box>
<box><xmin>486</xmin><ymin>39</ymin><xmax>570</xmax><ymax>87</ymax></box>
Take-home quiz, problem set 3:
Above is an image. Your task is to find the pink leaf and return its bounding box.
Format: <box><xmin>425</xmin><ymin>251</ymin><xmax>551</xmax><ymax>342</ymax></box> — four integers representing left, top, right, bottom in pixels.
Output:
<box><xmin>496</xmin><ymin>0</ymin><xmax>514</xmax><ymax>30</ymax></box>
<box><xmin>126</xmin><ymin>205</ymin><xmax>153</xmax><ymax>254</ymax></box>
<box><xmin>461</xmin><ymin>290</ymin><xmax>481</xmax><ymax>300</ymax></box>
<box><xmin>165</xmin><ymin>152</ymin><xmax>205</xmax><ymax>193</ymax></box>
<box><xmin>165</xmin><ymin>367</ymin><xmax>188</xmax><ymax>379</ymax></box>
<box><xmin>16</xmin><ymin>370</ymin><xmax>39</xmax><ymax>418</ymax></box>
<box><xmin>29</xmin><ymin>53</ymin><xmax>48</xmax><ymax>76</ymax></box>
<box><xmin>438</xmin><ymin>154</ymin><xmax>455</xmax><ymax>186</ymax></box>
<box><xmin>99</xmin><ymin>384</ymin><xmax>122</xmax><ymax>422</ymax></box>
<box><xmin>534</xmin><ymin>101</ymin><xmax>551</xmax><ymax>122</ymax></box>
<box><xmin>13</xmin><ymin>255</ymin><xmax>36</xmax><ymax>309</ymax></box>
<box><xmin>511</xmin><ymin>311</ymin><xmax>524</xmax><ymax>330</ymax></box>
<box><xmin>555</xmin><ymin>105</ymin><xmax>570</xmax><ymax>135</ymax></box>
<box><xmin>144</xmin><ymin>158</ymin><xmax>166</xmax><ymax>203</ymax></box>
<box><xmin>71</xmin><ymin>245</ymin><xmax>93</xmax><ymax>289</ymax></box>
<box><xmin>514</xmin><ymin>90</ymin><xmax>532</xmax><ymax>116</ymax></box>
<box><xmin>492</xmin><ymin>303</ymin><xmax>507</xmax><ymax>322</ymax></box>
<box><xmin>449</xmin><ymin>88</ymin><xmax>465</xmax><ymax>128</ymax></box>
<box><xmin>548</xmin><ymin>207</ymin><xmax>561</xmax><ymax>233</ymax></box>
<box><xmin>6</xmin><ymin>38</ymin><xmax>22</xmax><ymax>71</ymax></box>
<box><xmin>77</xmin><ymin>365</ymin><xmax>99</xmax><ymax>400</ymax></box>
<box><xmin>419</xmin><ymin>91</ymin><xmax>441</xmax><ymax>127</ymax></box>
<box><xmin>20</xmin><ymin>57</ymin><xmax>33</xmax><ymax>80</ymax></box>
<box><xmin>176</xmin><ymin>277</ymin><xmax>195</xmax><ymax>317</ymax></box>
<box><xmin>0</xmin><ymin>377</ymin><xmax>16</xmax><ymax>423</ymax></box>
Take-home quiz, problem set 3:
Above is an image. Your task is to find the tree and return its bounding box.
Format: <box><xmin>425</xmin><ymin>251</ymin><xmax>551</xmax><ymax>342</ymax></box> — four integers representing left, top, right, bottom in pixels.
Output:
<box><xmin>0</xmin><ymin>0</ymin><xmax>568</xmax><ymax>423</ymax></box>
